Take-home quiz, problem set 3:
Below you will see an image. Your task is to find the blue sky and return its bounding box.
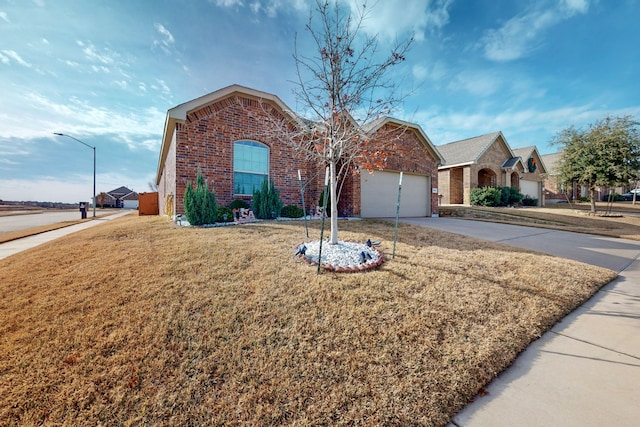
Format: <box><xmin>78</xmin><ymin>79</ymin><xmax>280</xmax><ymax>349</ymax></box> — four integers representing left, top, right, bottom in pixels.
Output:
<box><xmin>1</xmin><ymin>0</ymin><xmax>639</xmax><ymax>203</ymax></box>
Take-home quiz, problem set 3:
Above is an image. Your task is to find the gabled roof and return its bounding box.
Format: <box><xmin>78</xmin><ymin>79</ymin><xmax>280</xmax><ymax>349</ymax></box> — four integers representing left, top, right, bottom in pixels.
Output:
<box><xmin>513</xmin><ymin>146</ymin><xmax>548</xmax><ymax>174</ymax></box>
<box><xmin>501</xmin><ymin>157</ymin><xmax>523</xmax><ymax>170</ymax></box>
<box><xmin>108</xmin><ymin>186</ymin><xmax>134</xmax><ymax>198</ymax></box>
<box><xmin>540</xmin><ymin>151</ymin><xmax>562</xmax><ymax>175</ymax></box>
<box><xmin>121</xmin><ymin>191</ymin><xmax>139</xmax><ymax>201</ymax></box>
<box><xmin>363</xmin><ymin>116</ymin><xmax>444</xmax><ymax>165</ymax></box>
<box><xmin>437</xmin><ymin>131</ymin><xmax>515</xmax><ymax>168</ymax></box>
<box><xmin>156</xmin><ymin>84</ymin><xmax>304</xmax><ymax>184</ymax></box>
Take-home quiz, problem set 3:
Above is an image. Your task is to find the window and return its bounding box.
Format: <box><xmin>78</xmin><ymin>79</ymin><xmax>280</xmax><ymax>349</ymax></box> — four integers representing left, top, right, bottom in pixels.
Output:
<box><xmin>234</xmin><ymin>140</ymin><xmax>269</xmax><ymax>195</ymax></box>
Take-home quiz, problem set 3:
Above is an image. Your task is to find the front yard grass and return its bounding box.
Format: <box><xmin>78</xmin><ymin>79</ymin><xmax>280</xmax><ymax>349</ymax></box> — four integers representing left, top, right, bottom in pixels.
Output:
<box><xmin>0</xmin><ymin>215</ymin><xmax>615</xmax><ymax>426</ymax></box>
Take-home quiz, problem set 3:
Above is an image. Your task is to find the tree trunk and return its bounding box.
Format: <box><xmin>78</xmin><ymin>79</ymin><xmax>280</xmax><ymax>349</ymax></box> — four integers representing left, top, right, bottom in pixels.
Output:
<box><xmin>329</xmin><ymin>159</ymin><xmax>339</xmax><ymax>245</ymax></box>
<box><xmin>589</xmin><ymin>187</ymin><xmax>597</xmax><ymax>214</ymax></box>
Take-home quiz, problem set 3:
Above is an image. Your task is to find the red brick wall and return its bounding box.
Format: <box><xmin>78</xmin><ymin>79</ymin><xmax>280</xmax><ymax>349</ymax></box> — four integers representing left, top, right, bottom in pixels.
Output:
<box><xmin>347</xmin><ymin>123</ymin><xmax>441</xmax><ymax>216</ymax></box>
<box><xmin>161</xmin><ymin>94</ymin><xmax>440</xmax><ymax>218</ymax></box>
<box><xmin>172</xmin><ymin>95</ymin><xmax>311</xmax><ymax>214</ymax></box>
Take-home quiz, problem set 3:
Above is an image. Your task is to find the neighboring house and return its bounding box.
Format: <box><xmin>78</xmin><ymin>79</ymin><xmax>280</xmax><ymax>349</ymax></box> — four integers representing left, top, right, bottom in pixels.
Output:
<box><xmin>541</xmin><ymin>152</ymin><xmax>569</xmax><ymax>201</ymax></box>
<box><xmin>97</xmin><ymin>186</ymin><xmax>139</xmax><ymax>209</ymax></box>
<box><xmin>155</xmin><ymin>84</ymin><xmax>444</xmax><ymax>218</ymax></box>
<box><xmin>511</xmin><ymin>146</ymin><xmax>547</xmax><ymax>206</ymax></box>
<box><xmin>437</xmin><ymin>132</ymin><xmax>525</xmax><ymax>205</ymax></box>
<box><xmin>120</xmin><ymin>191</ymin><xmax>139</xmax><ymax>209</ymax></box>
<box><xmin>541</xmin><ymin>151</ymin><xmax>620</xmax><ymax>202</ymax></box>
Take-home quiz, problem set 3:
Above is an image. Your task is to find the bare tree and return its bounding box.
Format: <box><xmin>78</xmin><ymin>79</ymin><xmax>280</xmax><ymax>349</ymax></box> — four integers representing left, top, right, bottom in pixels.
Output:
<box><xmin>283</xmin><ymin>0</ymin><xmax>413</xmax><ymax>244</ymax></box>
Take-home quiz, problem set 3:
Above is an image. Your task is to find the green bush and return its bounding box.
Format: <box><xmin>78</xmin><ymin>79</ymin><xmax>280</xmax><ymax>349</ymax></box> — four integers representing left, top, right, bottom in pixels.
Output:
<box><xmin>183</xmin><ymin>170</ymin><xmax>218</xmax><ymax>226</ymax></box>
<box><xmin>470</xmin><ymin>187</ymin><xmax>502</xmax><ymax>206</ymax></box>
<box><xmin>217</xmin><ymin>206</ymin><xmax>234</xmax><ymax>222</ymax></box>
<box><xmin>252</xmin><ymin>179</ymin><xmax>282</xmax><ymax>219</ymax></box>
<box><xmin>229</xmin><ymin>199</ymin><xmax>250</xmax><ymax>210</ymax></box>
<box><xmin>281</xmin><ymin>205</ymin><xmax>304</xmax><ymax>218</ymax></box>
<box><xmin>499</xmin><ymin>186</ymin><xmax>523</xmax><ymax>206</ymax></box>
<box><xmin>522</xmin><ymin>196</ymin><xmax>538</xmax><ymax>206</ymax></box>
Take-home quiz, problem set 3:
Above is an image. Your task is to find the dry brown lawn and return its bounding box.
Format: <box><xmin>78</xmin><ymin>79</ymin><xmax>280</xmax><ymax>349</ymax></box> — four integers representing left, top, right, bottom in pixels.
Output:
<box><xmin>0</xmin><ymin>215</ymin><xmax>615</xmax><ymax>426</ymax></box>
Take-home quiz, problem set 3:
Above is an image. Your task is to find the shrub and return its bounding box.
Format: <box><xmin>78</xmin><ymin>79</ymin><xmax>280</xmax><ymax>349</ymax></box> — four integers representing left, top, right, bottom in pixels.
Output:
<box><xmin>217</xmin><ymin>206</ymin><xmax>234</xmax><ymax>222</ymax></box>
<box><xmin>522</xmin><ymin>196</ymin><xmax>538</xmax><ymax>206</ymax></box>
<box><xmin>499</xmin><ymin>186</ymin><xmax>523</xmax><ymax>206</ymax></box>
<box><xmin>470</xmin><ymin>187</ymin><xmax>501</xmax><ymax>207</ymax></box>
<box><xmin>183</xmin><ymin>170</ymin><xmax>218</xmax><ymax>226</ymax></box>
<box><xmin>281</xmin><ymin>205</ymin><xmax>304</xmax><ymax>218</ymax></box>
<box><xmin>229</xmin><ymin>199</ymin><xmax>250</xmax><ymax>210</ymax></box>
<box><xmin>252</xmin><ymin>179</ymin><xmax>282</xmax><ymax>219</ymax></box>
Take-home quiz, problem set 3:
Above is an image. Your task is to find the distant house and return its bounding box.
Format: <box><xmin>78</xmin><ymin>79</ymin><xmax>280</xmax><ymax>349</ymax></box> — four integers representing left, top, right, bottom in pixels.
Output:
<box><xmin>97</xmin><ymin>186</ymin><xmax>139</xmax><ymax>209</ymax></box>
<box><xmin>437</xmin><ymin>132</ymin><xmax>547</xmax><ymax>206</ymax></box>
<box><xmin>541</xmin><ymin>151</ymin><xmax>593</xmax><ymax>202</ymax></box>
<box><xmin>511</xmin><ymin>146</ymin><xmax>547</xmax><ymax>205</ymax></box>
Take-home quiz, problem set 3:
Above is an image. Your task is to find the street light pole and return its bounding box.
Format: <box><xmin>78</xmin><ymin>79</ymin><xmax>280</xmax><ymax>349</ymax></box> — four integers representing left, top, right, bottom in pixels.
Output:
<box><xmin>53</xmin><ymin>133</ymin><xmax>96</xmax><ymax>218</ymax></box>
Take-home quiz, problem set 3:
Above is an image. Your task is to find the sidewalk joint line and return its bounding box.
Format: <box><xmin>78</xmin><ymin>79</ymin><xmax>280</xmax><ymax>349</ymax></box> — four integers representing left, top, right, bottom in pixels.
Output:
<box><xmin>495</xmin><ymin>230</ymin><xmax>555</xmax><ymax>243</ymax></box>
<box><xmin>551</xmin><ymin>331</ymin><xmax>640</xmax><ymax>361</ymax></box>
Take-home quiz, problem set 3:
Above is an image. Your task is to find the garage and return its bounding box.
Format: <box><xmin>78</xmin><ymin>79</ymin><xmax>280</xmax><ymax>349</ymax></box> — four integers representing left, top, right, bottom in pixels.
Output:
<box><xmin>520</xmin><ymin>179</ymin><xmax>541</xmax><ymax>205</ymax></box>
<box><xmin>360</xmin><ymin>171</ymin><xmax>430</xmax><ymax>217</ymax></box>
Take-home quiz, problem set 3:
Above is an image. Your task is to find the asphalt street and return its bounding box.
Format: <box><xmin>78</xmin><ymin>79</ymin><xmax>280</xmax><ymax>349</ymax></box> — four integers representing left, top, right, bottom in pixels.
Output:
<box><xmin>0</xmin><ymin>211</ymin><xmax>87</xmax><ymax>233</ymax></box>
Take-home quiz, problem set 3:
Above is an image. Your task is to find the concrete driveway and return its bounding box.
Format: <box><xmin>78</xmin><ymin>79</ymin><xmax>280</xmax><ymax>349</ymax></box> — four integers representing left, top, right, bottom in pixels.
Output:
<box><xmin>402</xmin><ymin>217</ymin><xmax>640</xmax><ymax>272</ymax></box>
<box><xmin>401</xmin><ymin>218</ymin><xmax>640</xmax><ymax>427</ymax></box>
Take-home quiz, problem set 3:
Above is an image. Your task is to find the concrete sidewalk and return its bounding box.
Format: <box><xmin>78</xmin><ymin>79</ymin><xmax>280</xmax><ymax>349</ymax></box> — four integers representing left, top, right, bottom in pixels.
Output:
<box><xmin>0</xmin><ymin>211</ymin><xmax>133</xmax><ymax>261</ymax></box>
<box><xmin>401</xmin><ymin>218</ymin><xmax>640</xmax><ymax>427</ymax></box>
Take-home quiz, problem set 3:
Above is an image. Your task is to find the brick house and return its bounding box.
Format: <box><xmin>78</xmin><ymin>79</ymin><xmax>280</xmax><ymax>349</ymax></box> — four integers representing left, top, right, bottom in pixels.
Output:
<box><xmin>96</xmin><ymin>186</ymin><xmax>138</xmax><ymax>209</ymax></box>
<box><xmin>512</xmin><ymin>146</ymin><xmax>547</xmax><ymax>206</ymax></box>
<box><xmin>437</xmin><ymin>132</ymin><xmax>548</xmax><ymax>206</ymax></box>
<box><xmin>155</xmin><ymin>84</ymin><xmax>443</xmax><ymax>218</ymax></box>
<box><xmin>542</xmin><ymin>151</ymin><xmax>590</xmax><ymax>202</ymax></box>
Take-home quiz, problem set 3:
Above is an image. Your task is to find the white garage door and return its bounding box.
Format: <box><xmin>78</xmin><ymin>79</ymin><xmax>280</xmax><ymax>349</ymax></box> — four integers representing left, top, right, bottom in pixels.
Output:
<box><xmin>520</xmin><ymin>180</ymin><xmax>540</xmax><ymax>201</ymax></box>
<box><xmin>361</xmin><ymin>171</ymin><xmax>430</xmax><ymax>217</ymax></box>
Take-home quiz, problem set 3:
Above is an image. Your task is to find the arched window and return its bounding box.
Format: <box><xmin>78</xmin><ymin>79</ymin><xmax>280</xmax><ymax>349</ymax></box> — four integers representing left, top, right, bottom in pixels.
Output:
<box><xmin>478</xmin><ymin>168</ymin><xmax>496</xmax><ymax>187</ymax></box>
<box><xmin>234</xmin><ymin>140</ymin><xmax>269</xmax><ymax>195</ymax></box>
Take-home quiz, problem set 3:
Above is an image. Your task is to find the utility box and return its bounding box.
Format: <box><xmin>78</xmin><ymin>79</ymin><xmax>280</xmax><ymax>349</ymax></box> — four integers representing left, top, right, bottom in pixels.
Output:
<box><xmin>138</xmin><ymin>192</ymin><xmax>159</xmax><ymax>215</ymax></box>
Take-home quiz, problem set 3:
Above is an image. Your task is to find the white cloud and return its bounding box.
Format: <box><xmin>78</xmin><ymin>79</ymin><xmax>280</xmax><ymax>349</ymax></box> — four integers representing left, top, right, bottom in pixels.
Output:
<box><xmin>561</xmin><ymin>0</ymin><xmax>589</xmax><ymax>15</ymax></box>
<box><xmin>81</xmin><ymin>42</ymin><xmax>116</xmax><ymax>65</ymax></box>
<box><xmin>215</xmin><ymin>0</ymin><xmax>244</xmax><ymax>6</ymax></box>
<box><xmin>91</xmin><ymin>65</ymin><xmax>110</xmax><ymax>73</ymax></box>
<box><xmin>413</xmin><ymin>61</ymin><xmax>447</xmax><ymax>82</ymax></box>
<box><xmin>482</xmin><ymin>1</ymin><xmax>591</xmax><ymax>62</ymax></box>
<box><xmin>1</xmin><ymin>50</ymin><xmax>33</xmax><ymax>68</ymax></box>
<box><xmin>0</xmin><ymin>11</ymin><xmax>10</xmax><ymax>22</ymax></box>
<box><xmin>41</xmin><ymin>38</ymin><xmax>49</xmax><ymax>45</ymax></box>
<box><xmin>2</xmin><ymin>91</ymin><xmax>165</xmax><ymax>150</ymax></box>
<box><xmin>344</xmin><ymin>0</ymin><xmax>453</xmax><ymax>42</ymax></box>
<box><xmin>153</xmin><ymin>23</ymin><xmax>176</xmax><ymax>56</ymax></box>
<box><xmin>448</xmin><ymin>69</ymin><xmax>502</xmax><ymax>97</ymax></box>
<box><xmin>410</xmin><ymin>103</ymin><xmax>640</xmax><ymax>152</ymax></box>
<box><xmin>215</xmin><ymin>0</ymin><xmax>307</xmax><ymax>17</ymax></box>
